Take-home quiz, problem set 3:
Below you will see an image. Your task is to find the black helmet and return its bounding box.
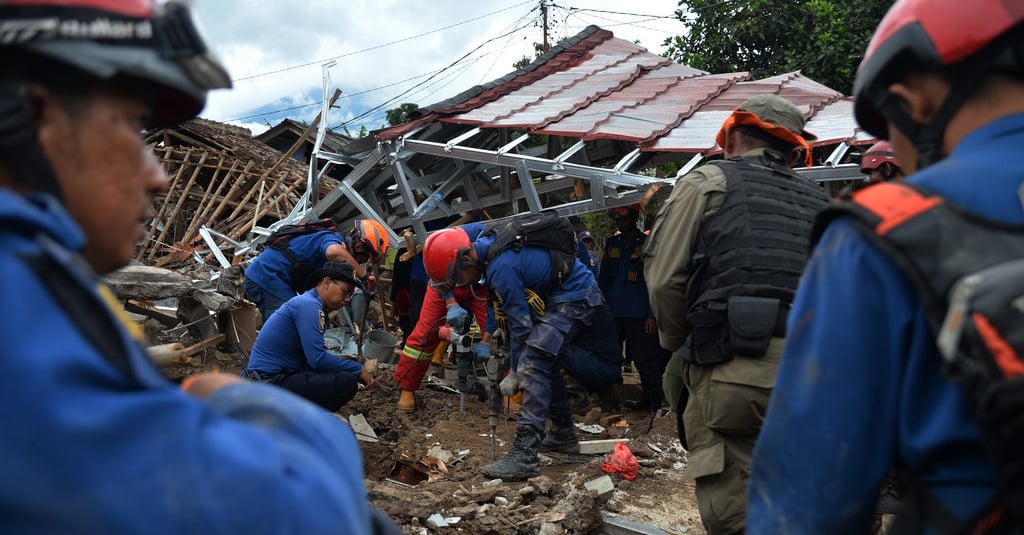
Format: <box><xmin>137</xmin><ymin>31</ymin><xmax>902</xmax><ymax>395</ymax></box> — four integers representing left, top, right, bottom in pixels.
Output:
<box><xmin>853</xmin><ymin>0</ymin><xmax>1024</xmax><ymax>169</ymax></box>
<box><xmin>0</xmin><ymin>0</ymin><xmax>231</xmax><ymax>201</ymax></box>
<box><xmin>0</xmin><ymin>0</ymin><xmax>231</xmax><ymax>126</ymax></box>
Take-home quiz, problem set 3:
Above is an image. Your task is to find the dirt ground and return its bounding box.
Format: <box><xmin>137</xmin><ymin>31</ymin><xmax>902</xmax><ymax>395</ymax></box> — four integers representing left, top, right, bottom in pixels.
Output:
<box><xmin>343</xmin><ymin>356</ymin><xmax>704</xmax><ymax>535</ymax></box>
<box><xmin>178</xmin><ymin>343</ymin><xmax>704</xmax><ymax>535</ymax></box>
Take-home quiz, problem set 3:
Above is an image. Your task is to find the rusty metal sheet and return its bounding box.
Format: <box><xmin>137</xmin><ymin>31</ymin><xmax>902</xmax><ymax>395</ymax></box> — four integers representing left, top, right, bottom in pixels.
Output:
<box><xmin>804</xmin><ymin>99</ymin><xmax>875</xmax><ymax>146</ymax></box>
<box><xmin>453</xmin><ymin>39</ymin><xmax>672</xmax><ymax>129</ymax></box>
<box><xmin>572</xmin><ymin>72</ymin><xmax>750</xmax><ymax>142</ymax></box>
<box><xmin>386</xmin><ymin>27</ymin><xmax>869</xmax><ymax>155</ymax></box>
<box><xmin>645</xmin><ymin>109</ymin><xmax>732</xmax><ymax>153</ymax></box>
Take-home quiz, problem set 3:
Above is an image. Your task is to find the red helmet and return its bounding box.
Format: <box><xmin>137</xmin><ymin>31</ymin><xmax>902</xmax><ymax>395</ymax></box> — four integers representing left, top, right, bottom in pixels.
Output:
<box><xmin>860</xmin><ymin>141</ymin><xmax>902</xmax><ymax>173</ymax></box>
<box><xmin>422</xmin><ymin>228</ymin><xmax>472</xmax><ymax>294</ymax></box>
<box><xmin>608</xmin><ymin>204</ymin><xmax>641</xmax><ymax>219</ymax></box>
<box><xmin>853</xmin><ymin>0</ymin><xmax>1024</xmax><ymax>167</ymax></box>
<box><xmin>0</xmin><ymin>0</ymin><xmax>231</xmax><ymax>127</ymax></box>
<box><xmin>352</xmin><ymin>219</ymin><xmax>390</xmax><ymax>261</ymax></box>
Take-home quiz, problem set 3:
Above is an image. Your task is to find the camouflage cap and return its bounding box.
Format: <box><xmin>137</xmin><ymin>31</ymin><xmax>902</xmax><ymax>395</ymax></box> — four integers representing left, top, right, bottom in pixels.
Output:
<box><xmin>737</xmin><ymin>94</ymin><xmax>817</xmax><ymax>141</ymax></box>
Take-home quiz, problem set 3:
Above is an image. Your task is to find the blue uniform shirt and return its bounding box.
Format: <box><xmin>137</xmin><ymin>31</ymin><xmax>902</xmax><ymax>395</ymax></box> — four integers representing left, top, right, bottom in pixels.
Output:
<box><xmin>0</xmin><ymin>190</ymin><xmax>372</xmax><ymax>533</ymax></box>
<box><xmin>246</xmin><ymin>289</ymin><xmax>362</xmax><ymax>377</ymax></box>
<box><xmin>746</xmin><ymin>115</ymin><xmax>1024</xmax><ymax>533</ymax></box>
<box><xmin>244</xmin><ymin>230</ymin><xmax>344</xmax><ymax>301</ymax></box>
<box><xmin>597</xmin><ymin>230</ymin><xmax>653</xmax><ymax>318</ymax></box>
<box><xmin>576</xmin><ymin>240</ymin><xmax>599</xmax><ymax>277</ymax></box>
<box><xmin>475</xmin><ymin>233</ymin><xmax>599</xmax><ymax>360</ymax></box>
<box><xmin>409</xmin><ymin>253</ymin><xmax>427</xmax><ymax>282</ymax></box>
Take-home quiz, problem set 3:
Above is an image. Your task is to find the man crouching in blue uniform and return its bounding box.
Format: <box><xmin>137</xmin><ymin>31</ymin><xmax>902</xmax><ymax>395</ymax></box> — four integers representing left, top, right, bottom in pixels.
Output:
<box><xmin>244</xmin><ymin>262</ymin><xmax>376</xmax><ymax>411</ymax></box>
<box><xmin>422</xmin><ymin>223</ymin><xmax>617</xmax><ymax>481</ymax></box>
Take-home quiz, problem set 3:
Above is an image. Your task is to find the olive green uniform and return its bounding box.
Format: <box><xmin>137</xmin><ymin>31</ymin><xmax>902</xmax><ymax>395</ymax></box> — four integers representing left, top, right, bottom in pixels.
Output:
<box><xmin>644</xmin><ymin>149</ymin><xmax>793</xmax><ymax>534</ymax></box>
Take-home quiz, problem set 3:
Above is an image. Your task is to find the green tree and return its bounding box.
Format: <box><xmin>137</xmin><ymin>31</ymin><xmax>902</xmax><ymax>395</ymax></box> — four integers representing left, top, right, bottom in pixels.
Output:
<box><xmin>663</xmin><ymin>0</ymin><xmax>890</xmax><ymax>94</ymax></box>
<box><xmin>341</xmin><ymin>124</ymin><xmax>369</xmax><ymax>138</ymax></box>
<box><xmin>385</xmin><ymin>103</ymin><xmax>420</xmax><ymax>126</ymax></box>
<box><xmin>513</xmin><ymin>42</ymin><xmax>548</xmax><ymax>70</ymax></box>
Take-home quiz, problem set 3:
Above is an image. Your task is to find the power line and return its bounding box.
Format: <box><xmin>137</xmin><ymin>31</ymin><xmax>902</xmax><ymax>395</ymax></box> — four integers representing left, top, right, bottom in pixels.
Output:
<box><xmin>565</xmin><ymin>11</ymin><xmax>678</xmax><ymax>36</ymax></box>
<box><xmin>331</xmin><ymin>17</ymin><xmax>539</xmax><ymax>130</ymax></box>
<box><xmin>225</xmin><ymin>69</ymin><xmax>438</xmax><ymax>122</ymax></box>
<box><xmin>225</xmin><ymin>45</ymin><xmax>506</xmax><ymax>124</ymax></box>
<box><xmin>231</xmin><ymin>0</ymin><xmax>534</xmax><ymax>83</ymax></box>
<box><xmin>476</xmin><ymin>4</ymin><xmax>543</xmax><ymax>83</ymax></box>
<box><xmin>565</xmin><ymin>7</ymin><xmax>676</xmax><ymax>20</ymax></box>
<box><xmin>227</xmin><ymin>2</ymin><xmax>684</xmax><ymax>127</ymax></box>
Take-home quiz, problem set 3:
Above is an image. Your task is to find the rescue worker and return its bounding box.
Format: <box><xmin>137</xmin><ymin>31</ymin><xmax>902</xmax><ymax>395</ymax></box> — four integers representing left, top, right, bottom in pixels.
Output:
<box><xmin>598</xmin><ymin>205</ymin><xmax>670</xmax><ymax>413</ymax></box>
<box><xmin>243</xmin><ymin>262</ymin><xmax>375</xmax><ymax>411</ymax></box>
<box><xmin>747</xmin><ymin>1</ymin><xmax>1024</xmax><ymax>532</ymax></box>
<box><xmin>860</xmin><ymin>140</ymin><xmax>905</xmax><ymax>182</ymax></box>
<box><xmin>244</xmin><ymin>218</ymin><xmax>389</xmax><ymax>322</ymax></box>
<box><xmin>422</xmin><ymin>223</ymin><xmax>618</xmax><ymax>480</ymax></box>
<box><xmin>643</xmin><ymin>94</ymin><xmax>829</xmax><ymax>534</ymax></box>
<box><xmin>392</xmin><ymin>223</ymin><xmax>492</xmax><ymax>413</ymax></box>
<box><xmin>576</xmin><ymin>230</ymin><xmax>599</xmax><ymax>277</ymax></box>
<box><xmin>0</xmin><ymin>1</ymin><xmax>397</xmax><ymax>532</ymax></box>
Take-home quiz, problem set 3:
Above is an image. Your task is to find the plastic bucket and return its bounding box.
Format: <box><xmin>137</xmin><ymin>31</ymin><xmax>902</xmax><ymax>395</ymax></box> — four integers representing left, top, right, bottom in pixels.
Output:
<box><xmin>363</xmin><ymin>329</ymin><xmax>399</xmax><ymax>363</ymax></box>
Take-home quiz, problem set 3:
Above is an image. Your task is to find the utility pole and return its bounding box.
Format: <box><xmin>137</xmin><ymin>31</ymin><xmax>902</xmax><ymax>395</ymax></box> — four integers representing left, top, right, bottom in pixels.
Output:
<box><xmin>541</xmin><ymin>0</ymin><xmax>549</xmax><ymax>52</ymax></box>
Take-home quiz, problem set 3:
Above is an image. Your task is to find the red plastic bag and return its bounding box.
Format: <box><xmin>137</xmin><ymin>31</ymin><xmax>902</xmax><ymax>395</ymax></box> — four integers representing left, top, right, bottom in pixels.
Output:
<box><xmin>601</xmin><ymin>442</ymin><xmax>639</xmax><ymax>480</ymax></box>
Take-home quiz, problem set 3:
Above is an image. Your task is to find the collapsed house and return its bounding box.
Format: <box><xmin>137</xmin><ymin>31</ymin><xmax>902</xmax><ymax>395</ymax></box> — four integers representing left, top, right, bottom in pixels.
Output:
<box><xmin>123</xmin><ymin>25</ymin><xmax>878</xmax><ymax>366</ymax></box>
<box><xmin>140</xmin><ymin>25</ymin><xmax>875</xmax><ymax>270</ymax></box>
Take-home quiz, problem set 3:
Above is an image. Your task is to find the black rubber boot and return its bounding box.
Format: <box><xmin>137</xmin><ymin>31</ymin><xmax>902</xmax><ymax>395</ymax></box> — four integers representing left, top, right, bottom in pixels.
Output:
<box><xmin>539</xmin><ymin>417</ymin><xmax>579</xmax><ymax>453</ymax></box>
<box><xmin>482</xmin><ymin>426</ymin><xmax>542</xmax><ymax>481</ymax></box>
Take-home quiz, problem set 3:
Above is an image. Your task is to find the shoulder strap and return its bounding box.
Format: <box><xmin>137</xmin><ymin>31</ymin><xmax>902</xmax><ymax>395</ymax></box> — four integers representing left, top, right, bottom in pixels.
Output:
<box><xmin>18</xmin><ymin>246</ymin><xmax>135</xmax><ymax>376</ymax></box>
<box><xmin>812</xmin><ymin>182</ymin><xmax>952</xmax><ymax>326</ymax></box>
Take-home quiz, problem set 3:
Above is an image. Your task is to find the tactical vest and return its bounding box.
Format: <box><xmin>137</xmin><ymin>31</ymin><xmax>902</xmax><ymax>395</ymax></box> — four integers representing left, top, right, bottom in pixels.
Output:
<box><xmin>683</xmin><ymin>152</ymin><xmax>830</xmax><ymax>364</ymax></box>
<box><xmin>688</xmin><ymin>153</ymin><xmax>829</xmax><ymax>308</ymax></box>
<box><xmin>814</xmin><ymin>181</ymin><xmax>1024</xmax><ymax>534</ymax></box>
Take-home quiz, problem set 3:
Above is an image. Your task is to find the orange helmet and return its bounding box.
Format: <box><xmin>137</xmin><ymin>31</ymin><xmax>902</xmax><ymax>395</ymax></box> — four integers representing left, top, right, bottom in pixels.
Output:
<box><xmin>422</xmin><ymin>228</ymin><xmax>472</xmax><ymax>294</ymax></box>
<box><xmin>352</xmin><ymin>219</ymin><xmax>390</xmax><ymax>261</ymax></box>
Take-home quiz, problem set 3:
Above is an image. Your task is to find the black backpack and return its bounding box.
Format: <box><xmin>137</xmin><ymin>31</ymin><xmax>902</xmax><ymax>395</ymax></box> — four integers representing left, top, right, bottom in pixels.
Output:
<box><xmin>816</xmin><ymin>182</ymin><xmax>1024</xmax><ymax>534</ymax></box>
<box><xmin>263</xmin><ymin>218</ymin><xmax>339</xmax><ymax>292</ymax></box>
<box><xmin>480</xmin><ymin>211</ymin><xmax>577</xmax><ymax>290</ymax></box>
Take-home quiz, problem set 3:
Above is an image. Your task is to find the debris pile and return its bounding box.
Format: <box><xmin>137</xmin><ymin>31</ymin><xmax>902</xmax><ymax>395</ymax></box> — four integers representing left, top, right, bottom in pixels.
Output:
<box><xmin>140</xmin><ymin>118</ymin><xmax>343</xmax><ymax>268</ymax></box>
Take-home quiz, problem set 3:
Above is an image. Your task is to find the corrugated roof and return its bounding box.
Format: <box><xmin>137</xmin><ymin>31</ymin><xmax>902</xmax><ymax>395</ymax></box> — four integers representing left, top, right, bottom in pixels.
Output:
<box><xmin>377</xmin><ymin>26</ymin><xmax>872</xmax><ymax>152</ymax></box>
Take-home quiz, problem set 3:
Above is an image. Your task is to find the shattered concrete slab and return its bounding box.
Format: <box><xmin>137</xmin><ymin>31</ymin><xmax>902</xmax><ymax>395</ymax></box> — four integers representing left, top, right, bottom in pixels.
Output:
<box><xmin>105</xmin><ymin>265</ymin><xmax>190</xmax><ymax>300</ymax></box>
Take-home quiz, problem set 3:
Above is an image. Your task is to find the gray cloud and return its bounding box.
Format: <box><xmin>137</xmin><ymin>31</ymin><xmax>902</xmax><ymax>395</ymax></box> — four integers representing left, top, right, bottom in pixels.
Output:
<box><xmin>193</xmin><ymin>0</ymin><xmax>683</xmax><ymax>133</ymax></box>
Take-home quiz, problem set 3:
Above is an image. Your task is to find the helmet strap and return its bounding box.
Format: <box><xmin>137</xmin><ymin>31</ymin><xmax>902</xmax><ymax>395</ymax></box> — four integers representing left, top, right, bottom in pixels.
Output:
<box><xmin>877</xmin><ymin>49</ymin><xmax>1002</xmax><ymax>170</ymax></box>
<box><xmin>0</xmin><ymin>84</ymin><xmax>64</xmax><ymax>203</ymax></box>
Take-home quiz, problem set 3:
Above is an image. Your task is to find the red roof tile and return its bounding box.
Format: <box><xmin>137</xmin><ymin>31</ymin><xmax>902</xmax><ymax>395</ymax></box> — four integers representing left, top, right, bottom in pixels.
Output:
<box><xmin>377</xmin><ymin>25</ymin><xmax>867</xmax><ymax>153</ymax></box>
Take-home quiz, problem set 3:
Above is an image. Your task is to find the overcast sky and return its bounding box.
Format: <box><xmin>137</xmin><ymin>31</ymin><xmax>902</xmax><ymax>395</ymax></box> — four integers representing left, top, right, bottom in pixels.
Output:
<box><xmin>193</xmin><ymin>0</ymin><xmax>685</xmax><ymax>135</ymax></box>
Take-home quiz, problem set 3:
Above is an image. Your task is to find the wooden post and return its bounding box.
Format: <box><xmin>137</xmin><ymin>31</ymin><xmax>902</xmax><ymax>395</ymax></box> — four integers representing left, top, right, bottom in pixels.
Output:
<box><xmin>148</xmin><ymin>151</ymin><xmax>208</xmax><ymax>261</ymax></box>
<box><xmin>141</xmin><ymin>148</ymin><xmax>192</xmax><ymax>261</ymax></box>
<box><xmin>179</xmin><ymin>157</ymin><xmax>233</xmax><ymax>241</ymax></box>
<box><xmin>372</xmin><ymin>263</ymin><xmax>389</xmax><ymax>332</ymax></box>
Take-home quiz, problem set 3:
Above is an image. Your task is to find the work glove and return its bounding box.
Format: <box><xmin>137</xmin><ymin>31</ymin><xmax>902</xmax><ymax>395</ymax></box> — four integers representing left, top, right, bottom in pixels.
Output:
<box><xmin>499</xmin><ymin>369</ymin><xmax>520</xmax><ymax>397</ymax></box>
<box><xmin>472</xmin><ymin>343</ymin><xmax>491</xmax><ymax>362</ymax></box>
<box><xmin>446</xmin><ymin>303</ymin><xmax>468</xmax><ymax>327</ymax></box>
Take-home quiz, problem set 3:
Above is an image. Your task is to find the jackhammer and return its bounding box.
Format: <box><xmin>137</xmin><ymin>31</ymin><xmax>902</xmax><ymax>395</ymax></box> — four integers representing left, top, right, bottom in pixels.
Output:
<box><xmin>437</xmin><ymin>317</ymin><xmax>482</xmax><ymax>417</ymax></box>
<box><xmin>484</xmin><ymin>328</ymin><xmax>509</xmax><ymax>460</ymax></box>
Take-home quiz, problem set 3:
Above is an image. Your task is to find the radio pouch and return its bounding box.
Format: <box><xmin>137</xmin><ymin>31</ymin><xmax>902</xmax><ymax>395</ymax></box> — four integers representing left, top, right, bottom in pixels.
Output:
<box><xmin>727</xmin><ymin>296</ymin><xmax>779</xmax><ymax>357</ymax></box>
